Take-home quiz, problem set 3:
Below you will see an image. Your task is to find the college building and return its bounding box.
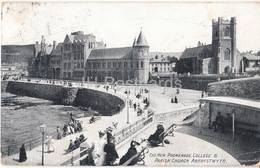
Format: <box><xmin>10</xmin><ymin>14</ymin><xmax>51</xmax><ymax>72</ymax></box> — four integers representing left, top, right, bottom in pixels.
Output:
<box><xmin>85</xmin><ymin>30</ymin><xmax>150</xmax><ymax>84</ymax></box>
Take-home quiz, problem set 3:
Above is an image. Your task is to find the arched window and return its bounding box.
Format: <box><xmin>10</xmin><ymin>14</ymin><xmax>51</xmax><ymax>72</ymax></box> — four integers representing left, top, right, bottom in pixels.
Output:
<box><xmin>224</xmin><ymin>48</ymin><xmax>230</xmax><ymax>60</ymax></box>
<box><xmin>224</xmin><ymin>26</ymin><xmax>230</xmax><ymax>36</ymax></box>
<box><xmin>141</xmin><ymin>61</ymin><xmax>144</xmax><ymax>68</ymax></box>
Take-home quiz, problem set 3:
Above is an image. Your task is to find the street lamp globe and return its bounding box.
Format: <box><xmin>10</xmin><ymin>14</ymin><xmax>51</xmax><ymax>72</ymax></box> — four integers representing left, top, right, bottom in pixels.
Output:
<box><xmin>40</xmin><ymin>124</ymin><xmax>47</xmax><ymax>133</ymax></box>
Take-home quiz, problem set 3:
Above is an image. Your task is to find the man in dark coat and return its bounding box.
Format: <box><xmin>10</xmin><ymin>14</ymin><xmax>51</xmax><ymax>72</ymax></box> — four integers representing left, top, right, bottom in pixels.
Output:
<box><xmin>209</xmin><ymin>112</ymin><xmax>224</xmax><ymax>132</ymax></box>
<box><xmin>119</xmin><ymin>141</ymin><xmax>138</xmax><ymax>165</ymax></box>
<box><xmin>19</xmin><ymin>144</ymin><xmax>27</xmax><ymax>162</ymax></box>
<box><xmin>104</xmin><ymin>138</ymin><xmax>119</xmax><ymax>166</ymax></box>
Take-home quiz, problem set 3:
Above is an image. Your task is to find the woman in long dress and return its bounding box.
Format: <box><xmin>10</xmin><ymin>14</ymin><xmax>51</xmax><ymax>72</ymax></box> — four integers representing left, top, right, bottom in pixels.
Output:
<box><xmin>19</xmin><ymin>144</ymin><xmax>27</xmax><ymax>162</ymax></box>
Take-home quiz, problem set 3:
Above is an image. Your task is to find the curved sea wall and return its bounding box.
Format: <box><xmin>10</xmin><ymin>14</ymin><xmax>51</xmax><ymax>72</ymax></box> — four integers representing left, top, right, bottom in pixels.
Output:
<box><xmin>6</xmin><ymin>81</ymin><xmax>124</xmax><ymax>116</ymax></box>
<box><xmin>207</xmin><ymin>77</ymin><xmax>260</xmax><ymax>100</ymax></box>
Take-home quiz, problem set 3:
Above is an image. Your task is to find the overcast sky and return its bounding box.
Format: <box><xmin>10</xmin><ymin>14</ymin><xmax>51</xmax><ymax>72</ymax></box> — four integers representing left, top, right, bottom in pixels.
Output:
<box><xmin>1</xmin><ymin>2</ymin><xmax>260</xmax><ymax>52</ymax></box>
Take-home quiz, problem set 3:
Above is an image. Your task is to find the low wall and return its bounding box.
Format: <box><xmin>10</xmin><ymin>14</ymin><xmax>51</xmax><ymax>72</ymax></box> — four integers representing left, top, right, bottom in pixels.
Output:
<box><xmin>74</xmin><ymin>88</ymin><xmax>124</xmax><ymax>116</ymax></box>
<box><xmin>5</xmin><ymin>81</ymin><xmax>124</xmax><ymax>116</ymax></box>
<box><xmin>155</xmin><ymin>106</ymin><xmax>199</xmax><ymax>126</ymax></box>
<box><xmin>193</xmin><ymin>102</ymin><xmax>260</xmax><ymax>137</ymax></box>
<box><xmin>207</xmin><ymin>77</ymin><xmax>260</xmax><ymax>100</ymax></box>
<box><xmin>6</xmin><ymin>81</ymin><xmax>63</xmax><ymax>102</ymax></box>
<box><xmin>149</xmin><ymin>75</ymin><xmax>246</xmax><ymax>91</ymax></box>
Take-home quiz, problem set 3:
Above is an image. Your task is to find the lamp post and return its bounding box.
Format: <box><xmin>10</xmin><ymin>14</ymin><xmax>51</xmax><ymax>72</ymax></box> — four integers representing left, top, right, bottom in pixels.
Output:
<box><xmin>40</xmin><ymin>124</ymin><xmax>46</xmax><ymax>166</ymax></box>
<box><xmin>127</xmin><ymin>91</ymin><xmax>129</xmax><ymax>124</ymax></box>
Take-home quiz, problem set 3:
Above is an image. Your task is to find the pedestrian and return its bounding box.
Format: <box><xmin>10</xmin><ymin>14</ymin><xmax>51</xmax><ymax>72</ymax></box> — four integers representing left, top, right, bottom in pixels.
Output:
<box><xmin>117</xmin><ymin>104</ymin><xmax>121</xmax><ymax>111</ymax></box>
<box><xmin>104</xmin><ymin>137</ymin><xmax>119</xmax><ymax>166</ymax></box>
<box><xmin>133</xmin><ymin>103</ymin><xmax>137</xmax><ymax>111</ymax></box>
<box><xmin>175</xmin><ymin>96</ymin><xmax>178</xmax><ymax>103</ymax></box>
<box><xmin>19</xmin><ymin>144</ymin><xmax>27</xmax><ymax>162</ymax></box>
<box><xmin>119</xmin><ymin>141</ymin><xmax>138</xmax><ymax>165</ymax></box>
<box><xmin>57</xmin><ymin>126</ymin><xmax>62</xmax><ymax>139</ymax></box>
<box><xmin>209</xmin><ymin>111</ymin><xmax>224</xmax><ymax>132</ymax></box>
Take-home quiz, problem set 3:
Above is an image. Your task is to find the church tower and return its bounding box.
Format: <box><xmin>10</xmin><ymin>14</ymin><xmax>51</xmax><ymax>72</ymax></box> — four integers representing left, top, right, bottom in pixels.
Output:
<box><xmin>133</xmin><ymin>29</ymin><xmax>150</xmax><ymax>83</ymax></box>
<box><xmin>212</xmin><ymin>17</ymin><xmax>237</xmax><ymax>74</ymax></box>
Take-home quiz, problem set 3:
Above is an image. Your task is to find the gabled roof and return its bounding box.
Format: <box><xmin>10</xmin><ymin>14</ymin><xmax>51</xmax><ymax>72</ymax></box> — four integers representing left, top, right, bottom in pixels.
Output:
<box><xmin>180</xmin><ymin>44</ymin><xmax>212</xmax><ymax>59</ymax></box>
<box><xmin>65</xmin><ymin>33</ymin><xmax>95</xmax><ymax>43</ymax></box>
<box><xmin>136</xmin><ymin>30</ymin><xmax>149</xmax><ymax>47</ymax></box>
<box><xmin>88</xmin><ymin>47</ymin><xmax>133</xmax><ymax>60</ymax></box>
<box><xmin>51</xmin><ymin>43</ymin><xmax>62</xmax><ymax>56</ymax></box>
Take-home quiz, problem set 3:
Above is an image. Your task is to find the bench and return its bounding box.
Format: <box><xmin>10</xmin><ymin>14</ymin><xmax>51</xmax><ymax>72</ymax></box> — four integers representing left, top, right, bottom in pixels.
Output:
<box><xmin>64</xmin><ymin>138</ymin><xmax>87</xmax><ymax>154</ymax></box>
<box><xmin>122</xmin><ymin>147</ymin><xmax>149</xmax><ymax>166</ymax></box>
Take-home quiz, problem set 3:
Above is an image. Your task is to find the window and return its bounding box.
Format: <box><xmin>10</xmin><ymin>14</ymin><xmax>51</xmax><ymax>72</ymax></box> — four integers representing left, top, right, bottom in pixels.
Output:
<box><xmin>215</xmin><ymin>31</ymin><xmax>218</xmax><ymax>37</ymax></box>
<box><xmin>224</xmin><ymin>48</ymin><xmax>230</xmax><ymax>60</ymax></box>
<box><xmin>107</xmin><ymin>62</ymin><xmax>111</xmax><ymax>68</ymax></box>
<box><xmin>208</xmin><ymin>62</ymin><xmax>212</xmax><ymax>68</ymax></box>
<box><xmin>64</xmin><ymin>63</ymin><xmax>67</xmax><ymax>69</ymax></box>
<box><xmin>81</xmin><ymin>62</ymin><xmax>84</xmax><ymax>69</ymax></box>
<box><xmin>68</xmin><ymin>72</ymin><xmax>71</xmax><ymax>78</ymax></box>
<box><xmin>74</xmin><ymin>62</ymin><xmax>77</xmax><ymax>69</ymax></box>
<box><xmin>68</xmin><ymin>53</ymin><xmax>71</xmax><ymax>60</ymax></box>
<box><xmin>68</xmin><ymin>63</ymin><xmax>71</xmax><ymax>69</ymax></box>
<box><xmin>124</xmin><ymin>62</ymin><xmax>128</xmax><ymax>68</ymax></box>
<box><xmin>63</xmin><ymin>72</ymin><xmax>66</xmax><ymax>77</ymax></box>
<box><xmin>77</xmin><ymin>53</ymin><xmax>80</xmax><ymax>60</ymax></box>
<box><xmin>118</xmin><ymin>62</ymin><xmax>122</xmax><ymax>68</ymax></box>
<box><xmin>74</xmin><ymin>54</ymin><xmax>76</xmax><ymax>60</ymax></box>
<box><xmin>141</xmin><ymin>61</ymin><xmax>144</xmax><ymax>68</ymax></box>
<box><xmin>93</xmin><ymin>62</ymin><xmax>96</xmax><ymax>68</ymax></box>
<box><xmin>102</xmin><ymin>62</ymin><xmax>106</xmax><ymax>68</ymax></box>
<box><xmin>88</xmin><ymin>62</ymin><xmax>91</xmax><ymax>68</ymax></box>
<box><xmin>81</xmin><ymin>54</ymin><xmax>84</xmax><ymax>60</ymax></box>
<box><xmin>131</xmin><ymin>62</ymin><xmax>133</xmax><ymax>68</ymax></box>
<box><xmin>63</xmin><ymin>53</ymin><xmax>67</xmax><ymax>60</ymax></box>
<box><xmin>113</xmin><ymin>62</ymin><xmax>116</xmax><ymax>68</ymax></box>
<box><xmin>136</xmin><ymin>62</ymin><xmax>139</xmax><ymax>68</ymax></box>
<box><xmin>224</xmin><ymin>26</ymin><xmax>230</xmax><ymax>36</ymax></box>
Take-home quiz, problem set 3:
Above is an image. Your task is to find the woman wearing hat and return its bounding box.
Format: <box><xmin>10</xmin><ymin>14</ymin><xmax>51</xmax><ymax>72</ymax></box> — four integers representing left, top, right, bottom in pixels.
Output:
<box><xmin>119</xmin><ymin>141</ymin><xmax>138</xmax><ymax>165</ymax></box>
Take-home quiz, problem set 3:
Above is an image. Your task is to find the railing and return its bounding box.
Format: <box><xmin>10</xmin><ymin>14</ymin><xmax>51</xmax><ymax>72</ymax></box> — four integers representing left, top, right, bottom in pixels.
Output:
<box><xmin>114</xmin><ymin>114</ymin><xmax>154</xmax><ymax>146</ymax></box>
<box><xmin>60</xmin><ymin>113</ymin><xmax>154</xmax><ymax>166</ymax></box>
<box><xmin>1</xmin><ymin>131</ymin><xmax>57</xmax><ymax>156</ymax></box>
<box><xmin>59</xmin><ymin>148</ymin><xmax>90</xmax><ymax>166</ymax></box>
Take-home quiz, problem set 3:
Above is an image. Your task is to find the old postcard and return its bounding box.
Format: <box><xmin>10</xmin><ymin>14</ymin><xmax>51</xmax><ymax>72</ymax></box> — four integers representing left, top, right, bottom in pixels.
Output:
<box><xmin>1</xmin><ymin>1</ymin><xmax>260</xmax><ymax>167</ymax></box>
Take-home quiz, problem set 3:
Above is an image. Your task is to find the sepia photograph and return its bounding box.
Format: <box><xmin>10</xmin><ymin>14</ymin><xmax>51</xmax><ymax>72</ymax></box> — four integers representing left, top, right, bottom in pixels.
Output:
<box><xmin>1</xmin><ymin>1</ymin><xmax>260</xmax><ymax>167</ymax></box>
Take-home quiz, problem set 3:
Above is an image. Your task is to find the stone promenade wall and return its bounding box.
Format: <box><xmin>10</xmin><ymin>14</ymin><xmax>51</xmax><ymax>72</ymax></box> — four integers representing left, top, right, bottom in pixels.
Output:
<box><xmin>208</xmin><ymin>77</ymin><xmax>260</xmax><ymax>100</ymax></box>
<box><xmin>74</xmin><ymin>88</ymin><xmax>125</xmax><ymax>116</ymax></box>
<box><xmin>6</xmin><ymin>81</ymin><xmax>63</xmax><ymax>102</ymax></box>
<box><xmin>5</xmin><ymin>81</ymin><xmax>124</xmax><ymax>116</ymax></box>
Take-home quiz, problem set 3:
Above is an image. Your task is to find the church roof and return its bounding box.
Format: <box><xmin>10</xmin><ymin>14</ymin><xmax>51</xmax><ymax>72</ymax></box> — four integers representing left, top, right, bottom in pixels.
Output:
<box><xmin>136</xmin><ymin>30</ymin><xmax>149</xmax><ymax>47</ymax></box>
<box><xmin>180</xmin><ymin>44</ymin><xmax>212</xmax><ymax>59</ymax></box>
<box><xmin>88</xmin><ymin>47</ymin><xmax>133</xmax><ymax>60</ymax></box>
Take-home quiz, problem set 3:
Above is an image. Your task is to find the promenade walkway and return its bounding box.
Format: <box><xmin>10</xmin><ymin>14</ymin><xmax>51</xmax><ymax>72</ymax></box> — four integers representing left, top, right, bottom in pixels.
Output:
<box><xmin>1</xmin><ymin>79</ymin><xmax>241</xmax><ymax>166</ymax></box>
